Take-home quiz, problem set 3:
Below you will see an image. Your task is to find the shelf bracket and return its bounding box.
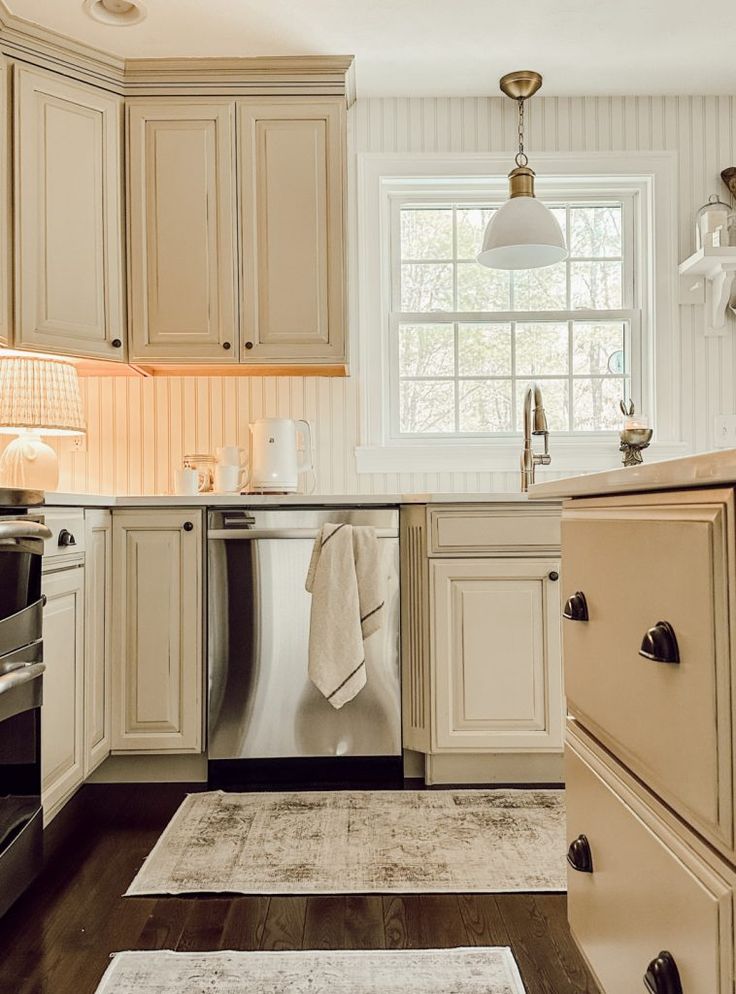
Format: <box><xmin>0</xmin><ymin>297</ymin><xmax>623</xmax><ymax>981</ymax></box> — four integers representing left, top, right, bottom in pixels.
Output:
<box><xmin>705</xmin><ymin>264</ymin><xmax>736</xmax><ymax>336</ymax></box>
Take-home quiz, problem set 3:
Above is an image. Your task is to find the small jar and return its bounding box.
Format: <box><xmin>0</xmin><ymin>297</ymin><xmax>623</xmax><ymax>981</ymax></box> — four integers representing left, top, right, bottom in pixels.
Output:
<box><xmin>183</xmin><ymin>453</ymin><xmax>215</xmax><ymax>493</ymax></box>
<box><xmin>696</xmin><ymin>194</ymin><xmax>731</xmax><ymax>249</ymax></box>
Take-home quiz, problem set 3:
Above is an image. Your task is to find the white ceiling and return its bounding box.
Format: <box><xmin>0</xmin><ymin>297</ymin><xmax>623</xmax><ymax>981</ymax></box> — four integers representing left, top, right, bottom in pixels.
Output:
<box><xmin>5</xmin><ymin>0</ymin><xmax>736</xmax><ymax>97</ymax></box>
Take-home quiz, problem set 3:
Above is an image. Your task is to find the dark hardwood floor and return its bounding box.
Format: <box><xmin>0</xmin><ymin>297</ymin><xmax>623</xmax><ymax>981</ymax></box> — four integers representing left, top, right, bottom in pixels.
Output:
<box><xmin>0</xmin><ymin>785</ymin><xmax>600</xmax><ymax>994</ymax></box>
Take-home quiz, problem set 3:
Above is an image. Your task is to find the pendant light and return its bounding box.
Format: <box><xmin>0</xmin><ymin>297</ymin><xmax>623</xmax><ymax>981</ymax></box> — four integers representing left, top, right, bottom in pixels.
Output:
<box><xmin>477</xmin><ymin>70</ymin><xmax>567</xmax><ymax>271</ymax></box>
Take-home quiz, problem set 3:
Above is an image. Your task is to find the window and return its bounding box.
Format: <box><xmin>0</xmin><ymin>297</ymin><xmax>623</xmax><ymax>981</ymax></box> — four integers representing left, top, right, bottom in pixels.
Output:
<box><xmin>392</xmin><ymin>199</ymin><xmax>637</xmax><ymax>438</ymax></box>
<box><xmin>356</xmin><ymin>153</ymin><xmax>680</xmax><ymax>475</ymax></box>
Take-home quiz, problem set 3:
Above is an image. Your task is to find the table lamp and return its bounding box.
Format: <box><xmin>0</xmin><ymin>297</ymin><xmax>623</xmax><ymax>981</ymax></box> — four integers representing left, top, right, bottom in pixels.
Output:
<box><xmin>0</xmin><ymin>356</ymin><xmax>86</xmax><ymax>491</ymax></box>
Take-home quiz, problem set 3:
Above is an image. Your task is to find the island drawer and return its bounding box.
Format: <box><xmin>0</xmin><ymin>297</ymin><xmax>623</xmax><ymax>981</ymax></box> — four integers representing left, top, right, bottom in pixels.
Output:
<box><xmin>566</xmin><ymin>728</ymin><xmax>734</xmax><ymax>994</ymax></box>
<box><xmin>561</xmin><ymin>488</ymin><xmax>735</xmax><ymax>857</ymax></box>
<box><xmin>428</xmin><ymin>504</ymin><xmax>560</xmax><ymax>556</ymax></box>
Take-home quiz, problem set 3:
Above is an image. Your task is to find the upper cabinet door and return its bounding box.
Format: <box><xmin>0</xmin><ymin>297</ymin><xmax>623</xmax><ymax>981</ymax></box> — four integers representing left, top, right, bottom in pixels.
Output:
<box><xmin>238</xmin><ymin>99</ymin><xmax>347</xmax><ymax>363</ymax></box>
<box><xmin>127</xmin><ymin>101</ymin><xmax>238</xmax><ymax>362</ymax></box>
<box><xmin>0</xmin><ymin>58</ymin><xmax>10</xmax><ymax>348</ymax></box>
<box><xmin>14</xmin><ymin>67</ymin><xmax>125</xmax><ymax>361</ymax></box>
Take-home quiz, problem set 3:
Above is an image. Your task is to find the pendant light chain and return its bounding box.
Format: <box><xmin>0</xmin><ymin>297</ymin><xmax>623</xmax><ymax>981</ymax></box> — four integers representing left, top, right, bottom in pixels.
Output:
<box><xmin>515</xmin><ymin>98</ymin><xmax>528</xmax><ymax>168</ymax></box>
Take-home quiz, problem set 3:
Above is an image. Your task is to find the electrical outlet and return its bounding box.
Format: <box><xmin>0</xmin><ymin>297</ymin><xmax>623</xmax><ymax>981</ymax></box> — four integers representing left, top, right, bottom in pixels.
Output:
<box><xmin>713</xmin><ymin>414</ymin><xmax>736</xmax><ymax>448</ymax></box>
<box><xmin>72</xmin><ymin>435</ymin><xmax>86</xmax><ymax>453</ymax></box>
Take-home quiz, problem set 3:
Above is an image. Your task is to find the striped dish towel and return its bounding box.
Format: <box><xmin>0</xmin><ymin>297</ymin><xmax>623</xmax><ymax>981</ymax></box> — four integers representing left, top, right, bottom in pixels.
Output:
<box><xmin>305</xmin><ymin>523</ymin><xmax>385</xmax><ymax>709</ymax></box>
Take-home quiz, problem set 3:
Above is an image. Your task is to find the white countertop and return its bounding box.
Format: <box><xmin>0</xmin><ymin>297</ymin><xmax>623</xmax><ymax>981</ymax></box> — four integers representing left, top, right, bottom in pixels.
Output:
<box><xmin>528</xmin><ymin>448</ymin><xmax>736</xmax><ymax>500</ymax></box>
<box><xmin>42</xmin><ymin>490</ymin><xmax>551</xmax><ymax>508</ymax></box>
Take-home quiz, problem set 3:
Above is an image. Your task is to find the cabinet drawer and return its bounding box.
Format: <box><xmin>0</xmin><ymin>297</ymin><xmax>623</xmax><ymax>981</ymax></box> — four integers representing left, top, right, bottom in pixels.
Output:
<box><xmin>428</xmin><ymin>505</ymin><xmax>560</xmax><ymax>556</ymax></box>
<box><xmin>566</xmin><ymin>730</ymin><xmax>733</xmax><ymax>994</ymax></box>
<box><xmin>562</xmin><ymin>490</ymin><xmax>735</xmax><ymax>855</ymax></box>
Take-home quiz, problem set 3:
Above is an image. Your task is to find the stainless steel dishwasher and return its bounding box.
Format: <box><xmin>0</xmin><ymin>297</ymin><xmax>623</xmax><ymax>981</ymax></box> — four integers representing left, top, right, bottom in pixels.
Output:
<box><xmin>207</xmin><ymin>507</ymin><xmax>401</xmax><ymax>785</ymax></box>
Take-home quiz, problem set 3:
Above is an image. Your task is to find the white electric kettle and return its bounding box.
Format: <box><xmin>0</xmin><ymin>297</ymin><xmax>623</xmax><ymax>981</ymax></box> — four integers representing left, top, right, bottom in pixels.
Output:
<box><xmin>248</xmin><ymin>418</ymin><xmax>313</xmax><ymax>493</ymax></box>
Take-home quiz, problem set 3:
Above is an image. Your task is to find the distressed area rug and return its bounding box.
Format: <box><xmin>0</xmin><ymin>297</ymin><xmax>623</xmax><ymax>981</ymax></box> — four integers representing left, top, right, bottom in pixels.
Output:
<box><xmin>126</xmin><ymin>789</ymin><xmax>565</xmax><ymax>896</ymax></box>
<box><xmin>96</xmin><ymin>948</ymin><xmax>527</xmax><ymax>994</ymax></box>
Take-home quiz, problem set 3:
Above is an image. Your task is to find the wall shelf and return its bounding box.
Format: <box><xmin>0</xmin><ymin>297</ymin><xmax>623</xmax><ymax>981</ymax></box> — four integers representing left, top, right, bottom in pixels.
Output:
<box><xmin>679</xmin><ymin>246</ymin><xmax>736</xmax><ymax>336</ymax></box>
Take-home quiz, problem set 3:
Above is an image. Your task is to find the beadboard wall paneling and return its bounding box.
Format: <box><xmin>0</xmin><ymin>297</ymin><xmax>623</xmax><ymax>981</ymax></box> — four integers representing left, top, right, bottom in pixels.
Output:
<box><xmin>55</xmin><ymin>95</ymin><xmax>733</xmax><ymax>496</ymax></box>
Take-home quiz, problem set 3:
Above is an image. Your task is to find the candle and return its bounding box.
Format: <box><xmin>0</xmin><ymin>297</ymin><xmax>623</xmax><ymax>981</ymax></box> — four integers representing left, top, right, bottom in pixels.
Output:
<box><xmin>624</xmin><ymin>416</ymin><xmax>648</xmax><ymax>430</ymax></box>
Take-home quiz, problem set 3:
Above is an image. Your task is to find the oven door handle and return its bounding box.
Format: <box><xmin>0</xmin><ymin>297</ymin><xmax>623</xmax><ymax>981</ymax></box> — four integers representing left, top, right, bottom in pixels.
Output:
<box><xmin>0</xmin><ymin>521</ymin><xmax>52</xmax><ymax>544</ymax></box>
<box><xmin>0</xmin><ymin>662</ymin><xmax>45</xmax><ymax>696</ymax></box>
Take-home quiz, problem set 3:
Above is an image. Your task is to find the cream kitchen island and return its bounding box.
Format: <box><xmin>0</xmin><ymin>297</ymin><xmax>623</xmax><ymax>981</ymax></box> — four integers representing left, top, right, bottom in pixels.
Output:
<box><xmin>530</xmin><ymin>450</ymin><xmax>736</xmax><ymax>994</ymax></box>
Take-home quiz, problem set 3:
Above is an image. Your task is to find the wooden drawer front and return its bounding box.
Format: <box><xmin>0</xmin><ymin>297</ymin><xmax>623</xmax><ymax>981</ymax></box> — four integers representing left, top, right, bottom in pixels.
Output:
<box><xmin>562</xmin><ymin>495</ymin><xmax>734</xmax><ymax>853</ymax></box>
<box><xmin>566</xmin><ymin>733</ymin><xmax>733</xmax><ymax>994</ymax></box>
<box><xmin>428</xmin><ymin>505</ymin><xmax>560</xmax><ymax>556</ymax></box>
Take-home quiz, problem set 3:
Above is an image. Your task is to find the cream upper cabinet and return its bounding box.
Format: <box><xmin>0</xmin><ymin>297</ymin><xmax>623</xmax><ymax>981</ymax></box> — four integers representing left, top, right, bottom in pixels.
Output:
<box><xmin>237</xmin><ymin>99</ymin><xmax>346</xmax><ymax>363</ymax></box>
<box><xmin>84</xmin><ymin>509</ymin><xmax>112</xmax><ymax>776</ymax></box>
<box><xmin>14</xmin><ymin>66</ymin><xmax>125</xmax><ymax>361</ymax></box>
<box><xmin>41</xmin><ymin>565</ymin><xmax>85</xmax><ymax>823</ymax></box>
<box><xmin>430</xmin><ymin>557</ymin><xmax>563</xmax><ymax>752</ymax></box>
<box><xmin>0</xmin><ymin>57</ymin><xmax>10</xmax><ymax>347</ymax></box>
<box><xmin>127</xmin><ymin>100</ymin><xmax>238</xmax><ymax>363</ymax></box>
<box><xmin>111</xmin><ymin>509</ymin><xmax>203</xmax><ymax>752</ymax></box>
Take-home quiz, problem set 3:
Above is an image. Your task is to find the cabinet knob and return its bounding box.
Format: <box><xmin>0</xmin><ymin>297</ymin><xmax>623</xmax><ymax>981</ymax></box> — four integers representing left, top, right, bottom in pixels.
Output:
<box><xmin>244</xmin><ymin>341</ymin><xmax>254</xmax><ymax>350</ymax></box>
<box><xmin>41</xmin><ymin>593</ymin><xmax>47</xmax><ymax>607</ymax></box>
<box><xmin>563</xmin><ymin>591</ymin><xmax>588</xmax><ymax>622</ymax></box>
<box><xmin>57</xmin><ymin>528</ymin><xmax>77</xmax><ymax>548</ymax></box>
<box><xmin>222</xmin><ymin>341</ymin><xmax>231</xmax><ymax>350</ymax></box>
<box><xmin>548</xmin><ymin>570</ymin><xmax>559</xmax><ymax>581</ymax></box>
<box><xmin>111</xmin><ymin>338</ymin><xmax>122</xmax><ymax>348</ymax></box>
<box><xmin>183</xmin><ymin>521</ymin><xmax>194</xmax><ymax>532</ymax></box>
<box><xmin>644</xmin><ymin>951</ymin><xmax>683</xmax><ymax>994</ymax></box>
<box><xmin>566</xmin><ymin>834</ymin><xmax>593</xmax><ymax>873</ymax></box>
<box><xmin>639</xmin><ymin>621</ymin><xmax>679</xmax><ymax>664</ymax></box>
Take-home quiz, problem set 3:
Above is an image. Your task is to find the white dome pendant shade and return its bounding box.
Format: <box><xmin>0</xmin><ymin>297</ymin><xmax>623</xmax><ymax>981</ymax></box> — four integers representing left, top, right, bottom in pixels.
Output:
<box><xmin>478</xmin><ymin>71</ymin><xmax>567</xmax><ymax>272</ymax></box>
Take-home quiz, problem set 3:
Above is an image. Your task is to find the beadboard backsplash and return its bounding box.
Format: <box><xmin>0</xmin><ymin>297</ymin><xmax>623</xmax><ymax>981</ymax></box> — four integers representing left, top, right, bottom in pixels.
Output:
<box><xmin>54</xmin><ymin>94</ymin><xmax>734</xmax><ymax>495</ymax></box>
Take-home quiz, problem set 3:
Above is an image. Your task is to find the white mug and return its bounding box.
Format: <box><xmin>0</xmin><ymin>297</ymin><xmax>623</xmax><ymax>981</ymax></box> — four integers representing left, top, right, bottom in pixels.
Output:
<box><xmin>216</xmin><ymin>445</ymin><xmax>247</xmax><ymax>468</ymax></box>
<box><xmin>174</xmin><ymin>467</ymin><xmax>199</xmax><ymax>496</ymax></box>
<box><xmin>214</xmin><ymin>464</ymin><xmax>244</xmax><ymax>494</ymax></box>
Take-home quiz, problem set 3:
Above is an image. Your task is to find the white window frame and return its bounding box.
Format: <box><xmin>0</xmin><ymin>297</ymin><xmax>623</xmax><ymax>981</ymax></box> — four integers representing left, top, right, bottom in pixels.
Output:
<box><xmin>354</xmin><ymin>152</ymin><xmax>684</xmax><ymax>475</ymax></box>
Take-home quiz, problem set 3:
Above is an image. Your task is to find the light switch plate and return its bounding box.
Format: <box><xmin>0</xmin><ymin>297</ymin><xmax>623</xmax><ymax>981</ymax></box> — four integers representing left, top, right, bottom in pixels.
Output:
<box><xmin>713</xmin><ymin>414</ymin><xmax>736</xmax><ymax>448</ymax></box>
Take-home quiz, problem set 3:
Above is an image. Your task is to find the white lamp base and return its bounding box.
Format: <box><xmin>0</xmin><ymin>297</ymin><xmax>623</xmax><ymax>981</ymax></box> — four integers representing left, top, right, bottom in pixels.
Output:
<box><xmin>0</xmin><ymin>431</ymin><xmax>59</xmax><ymax>491</ymax></box>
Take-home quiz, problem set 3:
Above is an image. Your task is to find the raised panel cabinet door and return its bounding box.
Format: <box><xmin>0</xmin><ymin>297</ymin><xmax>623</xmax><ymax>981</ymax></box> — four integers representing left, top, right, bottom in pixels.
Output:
<box><xmin>127</xmin><ymin>101</ymin><xmax>238</xmax><ymax>362</ymax></box>
<box><xmin>41</xmin><ymin>566</ymin><xmax>85</xmax><ymax>824</ymax></box>
<box><xmin>0</xmin><ymin>57</ymin><xmax>10</xmax><ymax>347</ymax></box>
<box><xmin>84</xmin><ymin>510</ymin><xmax>112</xmax><ymax>776</ymax></box>
<box><xmin>238</xmin><ymin>99</ymin><xmax>346</xmax><ymax>362</ymax></box>
<box><xmin>14</xmin><ymin>67</ymin><xmax>125</xmax><ymax>361</ymax></box>
<box><xmin>111</xmin><ymin>510</ymin><xmax>203</xmax><ymax>752</ymax></box>
<box><xmin>431</xmin><ymin>558</ymin><xmax>563</xmax><ymax>752</ymax></box>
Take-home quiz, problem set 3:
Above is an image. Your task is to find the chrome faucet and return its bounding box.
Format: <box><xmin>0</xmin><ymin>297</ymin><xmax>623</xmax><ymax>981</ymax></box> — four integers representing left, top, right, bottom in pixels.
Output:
<box><xmin>520</xmin><ymin>383</ymin><xmax>551</xmax><ymax>492</ymax></box>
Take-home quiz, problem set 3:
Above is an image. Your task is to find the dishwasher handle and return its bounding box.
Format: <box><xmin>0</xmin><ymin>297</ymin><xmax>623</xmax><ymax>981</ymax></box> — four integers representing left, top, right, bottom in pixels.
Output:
<box><xmin>208</xmin><ymin>527</ymin><xmax>399</xmax><ymax>540</ymax></box>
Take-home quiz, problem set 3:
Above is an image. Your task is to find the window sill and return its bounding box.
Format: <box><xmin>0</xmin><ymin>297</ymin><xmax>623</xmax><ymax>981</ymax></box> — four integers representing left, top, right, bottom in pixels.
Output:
<box><xmin>355</xmin><ymin>438</ymin><xmax>690</xmax><ymax>475</ymax></box>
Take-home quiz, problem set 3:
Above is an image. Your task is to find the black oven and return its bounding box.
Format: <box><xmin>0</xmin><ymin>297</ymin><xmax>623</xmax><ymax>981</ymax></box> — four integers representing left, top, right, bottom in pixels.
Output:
<box><xmin>0</xmin><ymin>491</ymin><xmax>51</xmax><ymax>919</ymax></box>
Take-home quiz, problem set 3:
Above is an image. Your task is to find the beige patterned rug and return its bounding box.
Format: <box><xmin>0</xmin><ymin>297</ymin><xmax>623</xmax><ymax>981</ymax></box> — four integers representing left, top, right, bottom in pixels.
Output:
<box><xmin>96</xmin><ymin>948</ymin><xmax>526</xmax><ymax>994</ymax></box>
<box><xmin>126</xmin><ymin>789</ymin><xmax>565</xmax><ymax>896</ymax></box>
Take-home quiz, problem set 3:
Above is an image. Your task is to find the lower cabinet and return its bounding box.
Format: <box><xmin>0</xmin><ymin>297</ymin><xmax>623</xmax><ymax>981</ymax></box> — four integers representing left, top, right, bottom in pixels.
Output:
<box><xmin>401</xmin><ymin>504</ymin><xmax>564</xmax><ymax>780</ymax></box>
<box><xmin>111</xmin><ymin>509</ymin><xmax>203</xmax><ymax>753</ymax></box>
<box><xmin>84</xmin><ymin>510</ymin><xmax>112</xmax><ymax>775</ymax></box>
<box><xmin>431</xmin><ymin>557</ymin><xmax>563</xmax><ymax>752</ymax></box>
<box><xmin>41</xmin><ymin>565</ymin><xmax>85</xmax><ymax>823</ymax></box>
<box><xmin>566</xmin><ymin>724</ymin><xmax>734</xmax><ymax>994</ymax></box>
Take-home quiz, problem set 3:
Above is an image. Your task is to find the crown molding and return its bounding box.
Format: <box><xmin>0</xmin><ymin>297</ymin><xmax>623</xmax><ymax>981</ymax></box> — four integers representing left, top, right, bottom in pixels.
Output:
<box><xmin>0</xmin><ymin>0</ymin><xmax>125</xmax><ymax>92</ymax></box>
<box><xmin>123</xmin><ymin>55</ymin><xmax>356</xmax><ymax>101</ymax></box>
<box><xmin>0</xmin><ymin>2</ymin><xmax>355</xmax><ymax>102</ymax></box>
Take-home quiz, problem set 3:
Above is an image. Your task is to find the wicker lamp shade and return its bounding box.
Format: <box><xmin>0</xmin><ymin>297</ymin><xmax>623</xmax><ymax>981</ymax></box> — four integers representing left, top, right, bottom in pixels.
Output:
<box><xmin>0</xmin><ymin>356</ymin><xmax>86</xmax><ymax>436</ymax></box>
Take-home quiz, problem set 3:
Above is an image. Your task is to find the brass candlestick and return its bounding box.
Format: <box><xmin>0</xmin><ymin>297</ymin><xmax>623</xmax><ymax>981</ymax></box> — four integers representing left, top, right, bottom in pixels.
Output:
<box><xmin>619</xmin><ymin>427</ymin><xmax>653</xmax><ymax>466</ymax></box>
<box><xmin>619</xmin><ymin>400</ymin><xmax>652</xmax><ymax>466</ymax></box>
